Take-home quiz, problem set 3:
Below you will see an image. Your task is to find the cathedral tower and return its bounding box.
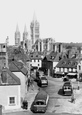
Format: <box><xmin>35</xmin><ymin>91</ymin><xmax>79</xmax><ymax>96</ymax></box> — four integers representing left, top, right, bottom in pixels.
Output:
<box><xmin>23</xmin><ymin>25</ymin><xmax>28</xmax><ymax>41</ymax></box>
<box><xmin>23</xmin><ymin>25</ymin><xmax>28</xmax><ymax>52</ymax></box>
<box><xmin>30</xmin><ymin>13</ymin><xmax>40</xmax><ymax>45</ymax></box>
<box><xmin>15</xmin><ymin>24</ymin><xmax>20</xmax><ymax>46</ymax></box>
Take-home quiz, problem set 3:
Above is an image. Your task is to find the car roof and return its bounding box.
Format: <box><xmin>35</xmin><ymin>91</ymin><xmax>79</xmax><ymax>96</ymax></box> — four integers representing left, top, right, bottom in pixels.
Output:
<box><xmin>35</xmin><ymin>90</ymin><xmax>47</xmax><ymax>101</ymax></box>
<box><xmin>64</xmin><ymin>81</ymin><xmax>72</xmax><ymax>85</ymax></box>
<box><xmin>41</xmin><ymin>76</ymin><xmax>47</xmax><ymax>79</ymax></box>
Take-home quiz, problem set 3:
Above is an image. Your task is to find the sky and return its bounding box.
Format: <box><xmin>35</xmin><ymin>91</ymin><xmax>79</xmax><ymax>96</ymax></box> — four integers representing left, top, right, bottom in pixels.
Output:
<box><xmin>0</xmin><ymin>0</ymin><xmax>82</xmax><ymax>45</ymax></box>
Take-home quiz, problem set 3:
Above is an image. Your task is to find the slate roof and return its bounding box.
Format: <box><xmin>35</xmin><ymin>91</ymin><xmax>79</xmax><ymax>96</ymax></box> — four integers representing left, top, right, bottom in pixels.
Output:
<box><xmin>29</xmin><ymin>52</ymin><xmax>42</xmax><ymax>60</ymax></box>
<box><xmin>43</xmin><ymin>51</ymin><xmax>59</xmax><ymax>62</ymax></box>
<box><xmin>0</xmin><ymin>67</ymin><xmax>20</xmax><ymax>85</ymax></box>
<box><xmin>9</xmin><ymin>60</ymin><xmax>28</xmax><ymax>76</ymax></box>
<box><xmin>56</xmin><ymin>58</ymin><xmax>78</xmax><ymax>69</ymax></box>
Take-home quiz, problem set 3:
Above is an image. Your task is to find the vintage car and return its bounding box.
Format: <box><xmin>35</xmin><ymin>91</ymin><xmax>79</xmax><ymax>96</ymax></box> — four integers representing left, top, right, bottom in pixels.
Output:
<box><xmin>62</xmin><ymin>81</ymin><xmax>73</xmax><ymax>96</ymax></box>
<box><xmin>36</xmin><ymin>71</ymin><xmax>48</xmax><ymax>87</ymax></box>
<box><xmin>30</xmin><ymin>90</ymin><xmax>49</xmax><ymax>113</ymax></box>
<box><xmin>37</xmin><ymin>76</ymin><xmax>48</xmax><ymax>87</ymax></box>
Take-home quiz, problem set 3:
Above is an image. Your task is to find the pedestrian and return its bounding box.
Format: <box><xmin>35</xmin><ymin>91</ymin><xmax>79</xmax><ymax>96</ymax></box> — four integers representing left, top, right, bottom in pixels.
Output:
<box><xmin>30</xmin><ymin>77</ymin><xmax>34</xmax><ymax>90</ymax></box>
<box><xmin>71</xmin><ymin>92</ymin><xmax>75</xmax><ymax>103</ymax></box>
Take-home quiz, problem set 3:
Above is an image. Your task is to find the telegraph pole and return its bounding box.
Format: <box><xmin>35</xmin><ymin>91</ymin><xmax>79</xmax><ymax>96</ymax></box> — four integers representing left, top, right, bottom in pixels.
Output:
<box><xmin>77</xmin><ymin>69</ymin><xmax>79</xmax><ymax>90</ymax></box>
<box><xmin>77</xmin><ymin>59</ymin><xmax>80</xmax><ymax>90</ymax></box>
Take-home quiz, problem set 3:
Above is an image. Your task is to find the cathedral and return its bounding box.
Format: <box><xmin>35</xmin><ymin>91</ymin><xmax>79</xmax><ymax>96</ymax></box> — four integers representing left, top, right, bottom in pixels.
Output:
<box><xmin>15</xmin><ymin>13</ymin><xmax>40</xmax><ymax>52</ymax></box>
<box><xmin>14</xmin><ymin>13</ymin><xmax>55</xmax><ymax>53</ymax></box>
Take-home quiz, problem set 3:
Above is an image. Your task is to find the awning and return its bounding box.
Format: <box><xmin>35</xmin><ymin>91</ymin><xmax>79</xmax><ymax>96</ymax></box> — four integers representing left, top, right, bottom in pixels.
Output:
<box><xmin>55</xmin><ymin>71</ymin><xmax>64</xmax><ymax>75</ymax></box>
<box><xmin>67</xmin><ymin>73</ymin><xmax>77</xmax><ymax>76</ymax></box>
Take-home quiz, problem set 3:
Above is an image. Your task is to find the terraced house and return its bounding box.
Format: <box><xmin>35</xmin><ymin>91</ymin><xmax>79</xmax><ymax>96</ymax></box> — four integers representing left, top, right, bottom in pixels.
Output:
<box><xmin>29</xmin><ymin>52</ymin><xmax>43</xmax><ymax>69</ymax></box>
<box><xmin>55</xmin><ymin>58</ymin><xmax>82</xmax><ymax>78</ymax></box>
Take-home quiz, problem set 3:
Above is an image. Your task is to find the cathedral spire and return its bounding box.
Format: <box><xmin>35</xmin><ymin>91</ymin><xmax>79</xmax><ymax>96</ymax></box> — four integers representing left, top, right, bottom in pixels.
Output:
<box><xmin>16</xmin><ymin>24</ymin><xmax>19</xmax><ymax>32</ymax></box>
<box><xmin>15</xmin><ymin>24</ymin><xmax>20</xmax><ymax>46</ymax></box>
<box><xmin>33</xmin><ymin>12</ymin><xmax>37</xmax><ymax>22</ymax></box>
<box><xmin>24</xmin><ymin>24</ymin><xmax>27</xmax><ymax>33</ymax></box>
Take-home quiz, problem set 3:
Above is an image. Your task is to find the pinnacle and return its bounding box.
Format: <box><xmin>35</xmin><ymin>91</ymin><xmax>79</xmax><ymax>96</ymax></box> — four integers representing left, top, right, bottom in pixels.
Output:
<box><xmin>24</xmin><ymin>25</ymin><xmax>27</xmax><ymax>33</ymax></box>
<box><xmin>16</xmin><ymin>24</ymin><xmax>19</xmax><ymax>32</ymax></box>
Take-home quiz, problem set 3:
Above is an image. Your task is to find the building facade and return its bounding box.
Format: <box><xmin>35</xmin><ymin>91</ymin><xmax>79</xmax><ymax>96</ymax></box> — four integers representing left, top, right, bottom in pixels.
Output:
<box><xmin>29</xmin><ymin>52</ymin><xmax>42</xmax><ymax>69</ymax></box>
<box><xmin>0</xmin><ymin>67</ymin><xmax>21</xmax><ymax>110</ymax></box>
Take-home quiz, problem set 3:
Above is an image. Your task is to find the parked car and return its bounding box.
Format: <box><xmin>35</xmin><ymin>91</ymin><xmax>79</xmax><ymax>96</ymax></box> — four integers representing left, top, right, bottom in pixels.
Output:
<box><xmin>37</xmin><ymin>76</ymin><xmax>48</xmax><ymax>87</ymax></box>
<box><xmin>62</xmin><ymin>81</ymin><xmax>73</xmax><ymax>96</ymax></box>
<box><xmin>30</xmin><ymin>90</ymin><xmax>49</xmax><ymax>113</ymax></box>
<box><xmin>36</xmin><ymin>71</ymin><xmax>48</xmax><ymax>87</ymax></box>
<box><xmin>63</xmin><ymin>76</ymin><xmax>69</xmax><ymax>82</ymax></box>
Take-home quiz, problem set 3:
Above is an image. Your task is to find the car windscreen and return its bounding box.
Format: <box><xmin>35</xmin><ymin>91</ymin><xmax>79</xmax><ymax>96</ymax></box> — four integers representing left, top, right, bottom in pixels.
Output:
<box><xmin>34</xmin><ymin>100</ymin><xmax>46</xmax><ymax>106</ymax></box>
<box><xmin>41</xmin><ymin>77</ymin><xmax>47</xmax><ymax>80</ymax></box>
<box><xmin>64</xmin><ymin>86</ymin><xmax>71</xmax><ymax>89</ymax></box>
<box><xmin>64</xmin><ymin>82</ymin><xmax>71</xmax><ymax>86</ymax></box>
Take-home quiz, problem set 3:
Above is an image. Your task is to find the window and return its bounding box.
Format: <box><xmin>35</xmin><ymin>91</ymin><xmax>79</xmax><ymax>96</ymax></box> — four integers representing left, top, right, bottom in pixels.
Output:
<box><xmin>65</xmin><ymin>68</ymin><xmax>67</xmax><ymax>72</ymax></box>
<box><xmin>68</xmin><ymin>61</ymin><xmax>71</xmax><ymax>65</ymax></box>
<box><xmin>79</xmin><ymin>65</ymin><xmax>81</xmax><ymax>70</ymax></box>
<box><xmin>38</xmin><ymin>64</ymin><xmax>39</xmax><ymax>66</ymax></box>
<box><xmin>61</xmin><ymin>68</ymin><xmax>63</xmax><ymax>72</ymax></box>
<box><xmin>59</xmin><ymin>68</ymin><xmax>61</xmax><ymax>71</ymax></box>
<box><xmin>3</xmin><ymin>45</ymin><xmax>5</xmax><ymax>48</ymax></box>
<box><xmin>69</xmin><ymin>68</ymin><xmax>71</xmax><ymax>72</ymax></box>
<box><xmin>71</xmin><ymin>68</ymin><xmax>73</xmax><ymax>72</ymax></box>
<box><xmin>9</xmin><ymin>97</ymin><xmax>15</xmax><ymax>105</ymax></box>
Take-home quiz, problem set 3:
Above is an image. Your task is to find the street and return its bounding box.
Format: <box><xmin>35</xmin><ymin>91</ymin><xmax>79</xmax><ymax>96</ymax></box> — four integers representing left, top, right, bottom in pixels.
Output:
<box><xmin>42</xmin><ymin>76</ymin><xmax>82</xmax><ymax>113</ymax></box>
<box><xmin>42</xmin><ymin>77</ymin><xmax>71</xmax><ymax>113</ymax></box>
<box><xmin>3</xmin><ymin>76</ymin><xmax>82</xmax><ymax>115</ymax></box>
<box><xmin>4</xmin><ymin>110</ymin><xmax>80</xmax><ymax>115</ymax></box>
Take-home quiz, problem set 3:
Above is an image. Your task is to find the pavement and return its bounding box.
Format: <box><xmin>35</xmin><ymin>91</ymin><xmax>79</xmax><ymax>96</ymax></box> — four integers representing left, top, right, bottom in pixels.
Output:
<box><xmin>2</xmin><ymin>81</ymin><xmax>39</xmax><ymax>115</ymax></box>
